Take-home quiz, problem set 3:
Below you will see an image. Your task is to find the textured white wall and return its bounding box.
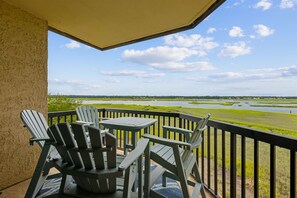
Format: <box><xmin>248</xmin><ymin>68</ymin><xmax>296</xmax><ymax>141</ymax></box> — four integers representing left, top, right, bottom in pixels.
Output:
<box><xmin>0</xmin><ymin>0</ymin><xmax>48</xmax><ymax>189</ymax></box>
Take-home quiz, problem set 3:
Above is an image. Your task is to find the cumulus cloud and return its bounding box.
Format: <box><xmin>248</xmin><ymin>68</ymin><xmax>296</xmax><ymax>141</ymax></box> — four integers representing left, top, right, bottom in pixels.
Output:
<box><xmin>164</xmin><ymin>34</ymin><xmax>218</xmax><ymax>54</ymax></box>
<box><xmin>65</xmin><ymin>40</ymin><xmax>81</xmax><ymax>49</ymax></box>
<box><xmin>207</xmin><ymin>27</ymin><xmax>217</xmax><ymax>34</ymax></box>
<box><xmin>280</xmin><ymin>0</ymin><xmax>297</xmax><ymax>9</ymax></box>
<box><xmin>219</xmin><ymin>42</ymin><xmax>251</xmax><ymax>58</ymax></box>
<box><xmin>122</xmin><ymin>46</ymin><xmax>199</xmax><ymax>64</ymax></box>
<box><xmin>122</xmin><ymin>34</ymin><xmax>218</xmax><ymax>72</ymax></box>
<box><xmin>229</xmin><ymin>26</ymin><xmax>245</xmax><ymax>37</ymax></box>
<box><xmin>100</xmin><ymin>70</ymin><xmax>165</xmax><ymax>78</ymax></box>
<box><xmin>254</xmin><ymin>0</ymin><xmax>272</xmax><ymax>10</ymax></box>
<box><xmin>253</xmin><ymin>24</ymin><xmax>274</xmax><ymax>37</ymax></box>
<box><xmin>122</xmin><ymin>46</ymin><xmax>215</xmax><ymax>72</ymax></box>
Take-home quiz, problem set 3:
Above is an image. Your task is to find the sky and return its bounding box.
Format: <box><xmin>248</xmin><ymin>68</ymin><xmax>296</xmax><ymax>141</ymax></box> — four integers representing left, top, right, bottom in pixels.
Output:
<box><xmin>48</xmin><ymin>0</ymin><xmax>297</xmax><ymax>96</ymax></box>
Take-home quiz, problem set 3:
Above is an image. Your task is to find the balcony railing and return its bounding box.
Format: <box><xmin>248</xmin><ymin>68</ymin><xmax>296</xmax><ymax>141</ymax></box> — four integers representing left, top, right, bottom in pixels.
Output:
<box><xmin>48</xmin><ymin>108</ymin><xmax>297</xmax><ymax>198</ymax></box>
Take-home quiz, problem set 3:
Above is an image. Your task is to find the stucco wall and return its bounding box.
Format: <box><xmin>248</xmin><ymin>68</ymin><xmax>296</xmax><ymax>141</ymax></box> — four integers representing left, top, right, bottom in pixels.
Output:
<box><xmin>0</xmin><ymin>1</ymin><xmax>48</xmax><ymax>190</ymax></box>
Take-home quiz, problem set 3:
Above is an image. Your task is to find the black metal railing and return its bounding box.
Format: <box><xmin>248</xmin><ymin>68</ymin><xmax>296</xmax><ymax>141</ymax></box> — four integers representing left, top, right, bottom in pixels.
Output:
<box><xmin>48</xmin><ymin>109</ymin><xmax>297</xmax><ymax>198</ymax></box>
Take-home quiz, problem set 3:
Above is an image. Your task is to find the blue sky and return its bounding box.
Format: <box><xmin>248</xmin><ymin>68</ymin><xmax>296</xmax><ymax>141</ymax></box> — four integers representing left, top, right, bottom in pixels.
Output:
<box><xmin>48</xmin><ymin>0</ymin><xmax>297</xmax><ymax>96</ymax></box>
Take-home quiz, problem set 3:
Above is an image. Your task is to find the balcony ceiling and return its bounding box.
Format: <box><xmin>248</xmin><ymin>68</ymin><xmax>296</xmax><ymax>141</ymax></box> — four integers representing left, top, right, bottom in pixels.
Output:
<box><xmin>5</xmin><ymin>0</ymin><xmax>225</xmax><ymax>50</ymax></box>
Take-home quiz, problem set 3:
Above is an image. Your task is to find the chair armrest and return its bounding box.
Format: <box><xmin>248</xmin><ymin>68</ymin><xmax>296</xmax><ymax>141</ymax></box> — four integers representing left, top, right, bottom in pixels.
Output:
<box><xmin>119</xmin><ymin>138</ymin><xmax>149</xmax><ymax>170</ymax></box>
<box><xmin>162</xmin><ymin>126</ymin><xmax>192</xmax><ymax>141</ymax></box>
<box><xmin>142</xmin><ymin>134</ymin><xmax>191</xmax><ymax>149</ymax></box>
<box><xmin>29</xmin><ymin>137</ymin><xmax>51</xmax><ymax>145</ymax></box>
<box><xmin>74</xmin><ymin>120</ymin><xmax>94</xmax><ymax>126</ymax></box>
<box><xmin>163</xmin><ymin>126</ymin><xmax>193</xmax><ymax>135</ymax></box>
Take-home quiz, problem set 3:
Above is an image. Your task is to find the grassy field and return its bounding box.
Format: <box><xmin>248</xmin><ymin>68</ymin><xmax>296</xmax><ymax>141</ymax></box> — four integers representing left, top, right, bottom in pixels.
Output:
<box><xmin>88</xmin><ymin>103</ymin><xmax>297</xmax><ymax>137</ymax></box>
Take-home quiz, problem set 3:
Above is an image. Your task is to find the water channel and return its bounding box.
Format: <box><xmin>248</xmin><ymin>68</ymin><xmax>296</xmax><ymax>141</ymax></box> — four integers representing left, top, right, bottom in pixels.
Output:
<box><xmin>82</xmin><ymin>100</ymin><xmax>297</xmax><ymax>114</ymax></box>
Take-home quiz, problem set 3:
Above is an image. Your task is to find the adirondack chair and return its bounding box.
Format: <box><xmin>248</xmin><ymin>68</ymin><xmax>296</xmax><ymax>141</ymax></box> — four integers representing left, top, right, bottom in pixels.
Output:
<box><xmin>20</xmin><ymin>109</ymin><xmax>60</xmax><ymax>198</ymax></box>
<box><xmin>143</xmin><ymin>114</ymin><xmax>210</xmax><ymax>198</ymax></box>
<box><xmin>48</xmin><ymin>122</ymin><xmax>150</xmax><ymax>198</ymax></box>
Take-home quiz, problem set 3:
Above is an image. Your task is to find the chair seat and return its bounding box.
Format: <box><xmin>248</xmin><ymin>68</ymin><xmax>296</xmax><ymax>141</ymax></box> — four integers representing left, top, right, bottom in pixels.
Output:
<box><xmin>62</xmin><ymin>175</ymin><xmax>139</xmax><ymax>198</ymax></box>
<box><xmin>150</xmin><ymin>143</ymin><xmax>184</xmax><ymax>174</ymax></box>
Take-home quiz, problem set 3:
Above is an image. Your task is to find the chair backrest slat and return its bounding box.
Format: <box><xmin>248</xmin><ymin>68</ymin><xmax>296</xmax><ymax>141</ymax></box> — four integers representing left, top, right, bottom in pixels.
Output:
<box><xmin>76</xmin><ymin>106</ymin><xmax>99</xmax><ymax>128</ymax></box>
<box><xmin>182</xmin><ymin>114</ymin><xmax>210</xmax><ymax>160</ymax></box>
<box><xmin>88</xmin><ymin>126</ymin><xmax>105</xmax><ymax>169</ymax></box>
<box><xmin>20</xmin><ymin>110</ymin><xmax>49</xmax><ymax>147</ymax></box>
<box><xmin>48</xmin><ymin>125</ymin><xmax>73</xmax><ymax>165</ymax></box>
<box><xmin>71</xmin><ymin>123</ymin><xmax>93</xmax><ymax>169</ymax></box>
<box><xmin>56</xmin><ymin>123</ymin><xmax>83</xmax><ymax>168</ymax></box>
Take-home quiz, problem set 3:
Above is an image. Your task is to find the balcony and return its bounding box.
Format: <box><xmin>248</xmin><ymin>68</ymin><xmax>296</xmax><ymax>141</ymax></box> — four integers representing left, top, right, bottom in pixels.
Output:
<box><xmin>45</xmin><ymin>108</ymin><xmax>296</xmax><ymax>198</ymax></box>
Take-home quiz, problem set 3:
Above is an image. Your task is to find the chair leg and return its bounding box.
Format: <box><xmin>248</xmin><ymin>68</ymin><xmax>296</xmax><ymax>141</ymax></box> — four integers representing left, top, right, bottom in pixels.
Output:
<box><xmin>162</xmin><ymin>175</ymin><xmax>167</xmax><ymax>187</ymax></box>
<box><xmin>25</xmin><ymin>143</ymin><xmax>51</xmax><ymax>198</ymax></box>
<box><xmin>173</xmin><ymin>147</ymin><xmax>190</xmax><ymax>198</ymax></box>
<box><xmin>192</xmin><ymin>162</ymin><xmax>206</xmax><ymax>198</ymax></box>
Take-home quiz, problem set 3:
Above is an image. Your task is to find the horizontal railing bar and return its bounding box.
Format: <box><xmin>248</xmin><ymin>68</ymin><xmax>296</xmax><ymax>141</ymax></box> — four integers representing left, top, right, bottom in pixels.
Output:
<box><xmin>48</xmin><ymin>110</ymin><xmax>76</xmax><ymax>117</ymax></box>
<box><xmin>104</xmin><ymin>108</ymin><xmax>180</xmax><ymax>117</ymax></box>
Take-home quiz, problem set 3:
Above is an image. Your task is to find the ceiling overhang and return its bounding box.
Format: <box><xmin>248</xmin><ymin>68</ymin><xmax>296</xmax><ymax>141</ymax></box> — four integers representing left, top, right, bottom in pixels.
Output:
<box><xmin>5</xmin><ymin>0</ymin><xmax>225</xmax><ymax>50</ymax></box>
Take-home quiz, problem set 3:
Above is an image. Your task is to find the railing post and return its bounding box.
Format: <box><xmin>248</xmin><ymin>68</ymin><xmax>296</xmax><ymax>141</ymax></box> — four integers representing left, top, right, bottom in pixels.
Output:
<box><xmin>230</xmin><ymin>132</ymin><xmax>236</xmax><ymax>198</ymax></box>
<box><xmin>290</xmin><ymin>150</ymin><xmax>296</xmax><ymax>198</ymax></box>
<box><xmin>270</xmin><ymin>145</ymin><xmax>276</xmax><ymax>198</ymax></box>
<box><xmin>254</xmin><ymin>140</ymin><xmax>259</xmax><ymax>198</ymax></box>
<box><xmin>102</xmin><ymin>108</ymin><xmax>106</xmax><ymax>119</ymax></box>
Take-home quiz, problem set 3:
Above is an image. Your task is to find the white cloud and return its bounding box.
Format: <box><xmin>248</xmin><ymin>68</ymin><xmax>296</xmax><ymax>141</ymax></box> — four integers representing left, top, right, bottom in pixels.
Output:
<box><xmin>207</xmin><ymin>27</ymin><xmax>217</xmax><ymax>34</ymax></box>
<box><xmin>100</xmin><ymin>70</ymin><xmax>165</xmax><ymax>78</ymax></box>
<box><xmin>164</xmin><ymin>34</ymin><xmax>218</xmax><ymax>54</ymax></box>
<box><xmin>210</xmin><ymin>65</ymin><xmax>297</xmax><ymax>80</ymax></box>
<box><xmin>48</xmin><ymin>79</ymin><xmax>100</xmax><ymax>94</ymax></box>
<box><xmin>122</xmin><ymin>46</ymin><xmax>199</xmax><ymax>64</ymax></box>
<box><xmin>219</xmin><ymin>42</ymin><xmax>251</xmax><ymax>58</ymax></box>
<box><xmin>65</xmin><ymin>40</ymin><xmax>81</xmax><ymax>49</ymax></box>
<box><xmin>253</xmin><ymin>24</ymin><xmax>274</xmax><ymax>37</ymax></box>
<box><xmin>122</xmin><ymin>45</ymin><xmax>215</xmax><ymax>72</ymax></box>
<box><xmin>149</xmin><ymin>61</ymin><xmax>215</xmax><ymax>72</ymax></box>
<box><xmin>187</xmin><ymin>65</ymin><xmax>297</xmax><ymax>82</ymax></box>
<box><xmin>229</xmin><ymin>26</ymin><xmax>245</xmax><ymax>37</ymax></box>
<box><xmin>254</xmin><ymin>0</ymin><xmax>272</xmax><ymax>10</ymax></box>
<box><xmin>280</xmin><ymin>0</ymin><xmax>297</xmax><ymax>9</ymax></box>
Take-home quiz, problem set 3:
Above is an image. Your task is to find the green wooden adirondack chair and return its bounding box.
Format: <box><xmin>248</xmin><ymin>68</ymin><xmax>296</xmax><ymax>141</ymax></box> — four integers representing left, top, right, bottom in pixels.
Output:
<box><xmin>20</xmin><ymin>109</ymin><xmax>60</xmax><ymax>198</ymax></box>
<box><xmin>48</xmin><ymin>122</ymin><xmax>150</xmax><ymax>198</ymax></box>
<box><xmin>143</xmin><ymin>114</ymin><xmax>210</xmax><ymax>198</ymax></box>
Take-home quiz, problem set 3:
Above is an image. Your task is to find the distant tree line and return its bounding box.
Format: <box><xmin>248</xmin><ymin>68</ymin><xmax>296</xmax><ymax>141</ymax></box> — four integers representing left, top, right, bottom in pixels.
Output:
<box><xmin>57</xmin><ymin>95</ymin><xmax>297</xmax><ymax>99</ymax></box>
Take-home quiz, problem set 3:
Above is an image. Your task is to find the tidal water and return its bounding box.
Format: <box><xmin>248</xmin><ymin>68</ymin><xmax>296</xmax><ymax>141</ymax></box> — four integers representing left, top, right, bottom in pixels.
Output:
<box><xmin>82</xmin><ymin>100</ymin><xmax>297</xmax><ymax>114</ymax></box>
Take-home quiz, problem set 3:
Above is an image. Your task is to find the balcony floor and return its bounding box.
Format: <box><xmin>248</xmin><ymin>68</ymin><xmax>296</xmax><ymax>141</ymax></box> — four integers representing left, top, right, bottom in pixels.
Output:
<box><xmin>0</xmin><ymin>166</ymin><xmax>212</xmax><ymax>198</ymax></box>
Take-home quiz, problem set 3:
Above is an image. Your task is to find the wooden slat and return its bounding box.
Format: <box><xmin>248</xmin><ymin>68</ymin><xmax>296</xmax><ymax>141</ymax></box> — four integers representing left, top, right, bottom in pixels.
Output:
<box><xmin>88</xmin><ymin>126</ymin><xmax>108</xmax><ymax>192</ymax></box>
<box><xmin>48</xmin><ymin>125</ymin><xmax>73</xmax><ymax>165</ymax></box>
<box><xmin>71</xmin><ymin>123</ymin><xmax>93</xmax><ymax>169</ymax></box>
<box><xmin>57</xmin><ymin>123</ymin><xmax>83</xmax><ymax>168</ymax></box>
